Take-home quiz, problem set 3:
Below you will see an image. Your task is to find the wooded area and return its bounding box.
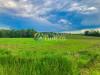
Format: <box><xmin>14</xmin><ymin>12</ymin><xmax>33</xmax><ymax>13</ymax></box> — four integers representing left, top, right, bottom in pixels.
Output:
<box><xmin>0</xmin><ymin>29</ymin><xmax>100</xmax><ymax>38</ymax></box>
<box><xmin>84</xmin><ymin>30</ymin><xmax>100</xmax><ymax>37</ymax></box>
<box><xmin>0</xmin><ymin>29</ymin><xmax>36</xmax><ymax>38</ymax></box>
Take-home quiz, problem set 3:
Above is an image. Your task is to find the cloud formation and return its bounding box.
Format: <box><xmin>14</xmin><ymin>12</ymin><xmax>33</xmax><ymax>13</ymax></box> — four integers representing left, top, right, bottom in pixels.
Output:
<box><xmin>0</xmin><ymin>0</ymin><xmax>100</xmax><ymax>31</ymax></box>
<box><xmin>68</xmin><ymin>2</ymin><xmax>98</xmax><ymax>14</ymax></box>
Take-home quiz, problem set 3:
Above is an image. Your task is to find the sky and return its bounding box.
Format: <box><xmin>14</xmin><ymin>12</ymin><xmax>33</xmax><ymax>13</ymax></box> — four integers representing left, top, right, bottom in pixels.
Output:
<box><xmin>0</xmin><ymin>0</ymin><xmax>100</xmax><ymax>32</ymax></box>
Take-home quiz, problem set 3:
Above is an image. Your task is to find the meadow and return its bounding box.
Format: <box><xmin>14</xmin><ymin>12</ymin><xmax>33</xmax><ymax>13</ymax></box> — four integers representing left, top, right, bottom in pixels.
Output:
<box><xmin>0</xmin><ymin>37</ymin><xmax>100</xmax><ymax>75</ymax></box>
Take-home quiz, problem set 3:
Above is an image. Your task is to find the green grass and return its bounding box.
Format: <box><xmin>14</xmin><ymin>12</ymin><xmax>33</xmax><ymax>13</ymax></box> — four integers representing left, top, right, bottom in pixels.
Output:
<box><xmin>0</xmin><ymin>37</ymin><xmax>100</xmax><ymax>75</ymax></box>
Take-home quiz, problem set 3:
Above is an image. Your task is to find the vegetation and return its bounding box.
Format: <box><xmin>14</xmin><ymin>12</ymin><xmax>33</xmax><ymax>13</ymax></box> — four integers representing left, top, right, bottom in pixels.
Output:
<box><xmin>0</xmin><ymin>29</ymin><xmax>36</xmax><ymax>38</ymax></box>
<box><xmin>84</xmin><ymin>30</ymin><xmax>100</xmax><ymax>37</ymax></box>
<box><xmin>0</xmin><ymin>29</ymin><xmax>100</xmax><ymax>75</ymax></box>
<box><xmin>0</xmin><ymin>37</ymin><xmax>99</xmax><ymax>75</ymax></box>
<box><xmin>1</xmin><ymin>29</ymin><xmax>100</xmax><ymax>39</ymax></box>
<box><xmin>0</xmin><ymin>29</ymin><xmax>70</xmax><ymax>39</ymax></box>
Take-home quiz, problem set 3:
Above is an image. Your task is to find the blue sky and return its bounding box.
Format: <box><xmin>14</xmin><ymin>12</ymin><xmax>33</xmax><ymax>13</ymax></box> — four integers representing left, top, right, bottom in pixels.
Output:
<box><xmin>0</xmin><ymin>0</ymin><xmax>100</xmax><ymax>32</ymax></box>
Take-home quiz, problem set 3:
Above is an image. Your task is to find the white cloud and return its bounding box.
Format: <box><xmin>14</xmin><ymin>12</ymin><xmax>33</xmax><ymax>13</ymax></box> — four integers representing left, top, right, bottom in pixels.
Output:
<box><xmin>0</xmin><ymin>0</ymin><xmax>99</xmax><ymax>19</ymax></box>
<box><xmin>62</xmin><ymin>28</ymin><xmax>100</xmax><ymax>34</ymax></box>
<box><xmin>58</xmin><ymin>19</ymin><xmax>71</xmax><ymax>25</ymax></box>
<box><xmin>68</xmin><ymin>2</ymin><xmax>98</xmax><ymax>14</ymax></box>
<box><xmin>0</xmin><ymin>0</ymin><xmax>17</xmax><ymax>9</ymax></box>
<box><xmin>0</xmin><ymin>0</ymin><xmax>100</xmax><ymax>31</ymax></box>
<box><xmin>0</xmin><ymin>25</ymin><xmax>11</xmax><ymax>30</ymax></box>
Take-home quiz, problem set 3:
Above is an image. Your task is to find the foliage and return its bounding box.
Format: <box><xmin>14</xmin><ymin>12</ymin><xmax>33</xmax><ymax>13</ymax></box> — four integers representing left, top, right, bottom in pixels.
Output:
<box><xmin>0</xmin><ymin>37</ymin><xmax>100</xmax><ymax>75</ymax></box>
<box><xmin>84</xmin><ymin>30</ymin><xmax>100</xmax><ymax>37</ymax></box>
<box><xmin>0</xmin><ymin>29</ymin><xmax>36</xmax><ymax>38</ymax></box>
<box><xmin>0</xmin><ymin>29</ymin><xmax>69</xmax><ymax>39</ymax></box>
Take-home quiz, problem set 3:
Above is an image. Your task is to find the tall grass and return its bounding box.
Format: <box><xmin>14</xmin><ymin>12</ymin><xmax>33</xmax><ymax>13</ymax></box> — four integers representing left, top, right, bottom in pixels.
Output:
<box><xmin>0</xmin><ymin>49</ymin><xmax>79</xmax><ymax>75</ymax></box>
<box><xmin>0</xmin><ymin>38</ymin><xmax>99</xmax><ymax>75</ymax></box>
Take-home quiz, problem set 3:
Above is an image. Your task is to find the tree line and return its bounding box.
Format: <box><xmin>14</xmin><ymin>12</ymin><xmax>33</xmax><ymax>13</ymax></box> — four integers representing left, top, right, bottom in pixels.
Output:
<box><xmin>0</xmin><ymin>29</ymin><xmax>36</xmax><ymax>38</ymax></box>
<box><xmin>84</xmin><ymin>30</ymin><xmax>100</xmax><ymax>37</ymax></box>
<box><xmin>1</xmin><ymin>29</ymin><xmax>99</xmax><ymax>38</ymax></box>
<box><xmin>0</xmin><ymin>29</ymin><xmax>70</xmax><ymax>39</ymax></box>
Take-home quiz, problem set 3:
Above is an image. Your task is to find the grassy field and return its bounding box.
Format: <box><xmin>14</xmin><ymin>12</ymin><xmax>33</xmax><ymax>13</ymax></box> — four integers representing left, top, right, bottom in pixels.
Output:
<box><xmin>0</xmin><ymin>37</ymin><xmax>100</xmax><ymax>75</ymax></box>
